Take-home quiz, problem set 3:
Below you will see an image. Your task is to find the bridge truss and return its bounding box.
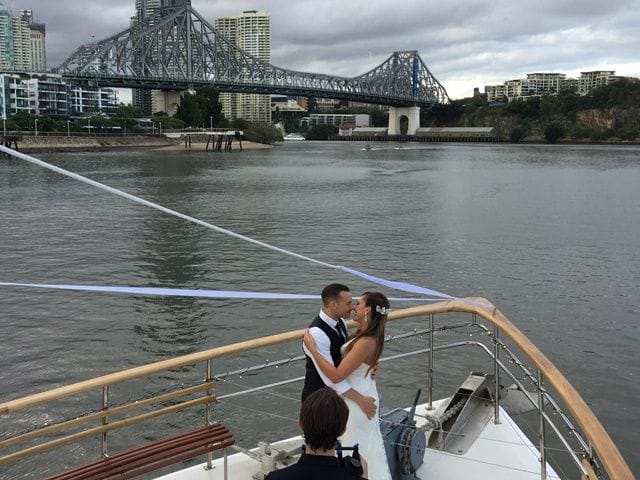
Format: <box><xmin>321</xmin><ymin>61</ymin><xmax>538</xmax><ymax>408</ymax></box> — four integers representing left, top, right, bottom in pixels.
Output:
<box><xmin>56</xmin><ymin>5</ymin><xmax>449</xmax><ymax>107</ymax></box>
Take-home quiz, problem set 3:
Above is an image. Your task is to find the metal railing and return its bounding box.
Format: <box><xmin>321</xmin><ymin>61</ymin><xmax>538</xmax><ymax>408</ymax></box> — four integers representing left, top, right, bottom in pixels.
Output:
<box><xmin>0</xmin><ymin>299</ymin><xmax>633</xmax><ymax>480</ymax></box>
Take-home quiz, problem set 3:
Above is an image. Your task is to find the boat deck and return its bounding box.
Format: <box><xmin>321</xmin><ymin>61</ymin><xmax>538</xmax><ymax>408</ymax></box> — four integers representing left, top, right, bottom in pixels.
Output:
<box><xmin>155</xmin><ymin>403</ymin><xmax>557</xmax><ymax>480</ymax></box>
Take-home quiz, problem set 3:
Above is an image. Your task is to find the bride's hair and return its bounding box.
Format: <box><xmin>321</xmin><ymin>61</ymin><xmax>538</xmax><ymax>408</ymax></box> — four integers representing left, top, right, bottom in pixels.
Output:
<box><xmin>346</xmin><ymin>291</ymin><xmax>390</xmax><ymax>377</ymax></box>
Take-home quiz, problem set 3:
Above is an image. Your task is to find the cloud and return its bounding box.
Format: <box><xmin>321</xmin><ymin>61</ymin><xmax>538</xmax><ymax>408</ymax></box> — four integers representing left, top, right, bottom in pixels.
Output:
<box><xmin>12</xmin><ymin>0</ymin><xmax>640</xmax><ymax>99</ymax></box>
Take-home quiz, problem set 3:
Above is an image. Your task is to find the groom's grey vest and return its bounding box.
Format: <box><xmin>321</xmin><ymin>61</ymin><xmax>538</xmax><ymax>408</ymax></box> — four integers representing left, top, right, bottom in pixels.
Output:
<box><xmin>301</xmin><ymin>315</ymin><xmax>345</xmax><ymax>402</ymax></box>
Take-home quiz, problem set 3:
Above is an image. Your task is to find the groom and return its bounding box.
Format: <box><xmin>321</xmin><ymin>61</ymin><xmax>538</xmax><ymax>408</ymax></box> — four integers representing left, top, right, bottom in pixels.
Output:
<box><xmin>302</xmin><ymin>283</ymin><xmax>376</xmax><ymax>419</ymax></box>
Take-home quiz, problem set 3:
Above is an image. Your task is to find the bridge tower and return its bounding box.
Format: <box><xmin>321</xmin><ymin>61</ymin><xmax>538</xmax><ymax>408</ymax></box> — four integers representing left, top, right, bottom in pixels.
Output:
<box><xmin>387</xmin><ymin>106</ymin><xmax>420</xmax><ymax>135</ymax></box>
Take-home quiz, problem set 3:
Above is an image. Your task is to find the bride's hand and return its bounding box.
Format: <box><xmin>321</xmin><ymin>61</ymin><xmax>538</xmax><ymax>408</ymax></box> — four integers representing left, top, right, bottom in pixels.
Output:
<box><xmin>303</xmin><ymin>329</ymin><xmax>316</xmax><ymax>352</ymax></box>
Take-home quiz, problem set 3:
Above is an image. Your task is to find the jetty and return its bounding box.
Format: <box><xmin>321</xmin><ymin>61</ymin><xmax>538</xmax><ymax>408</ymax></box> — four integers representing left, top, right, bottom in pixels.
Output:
<box><xmin>167</xmin><ymin>130</ymin><xmax>244</xmax><ymax>152</ymax></box>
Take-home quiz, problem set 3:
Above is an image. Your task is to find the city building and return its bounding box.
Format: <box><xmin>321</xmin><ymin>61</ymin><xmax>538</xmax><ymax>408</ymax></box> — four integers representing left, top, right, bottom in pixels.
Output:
<box><xmin>26</xmin><ymin>75</ymin><xmax>68</xmax><ymax>116</ymax></box>
<box><xmin>20</xmin><ymin>9</ymin><xmax>46</xmax><ymax>71</ymax></box>
<box><xmin>0</xmin><ymin>73</ymin><xmax>118</xmax><ymax>118</ymax></box>
<box><xmin>578</xmin><ymin>71</ymin><xmax>616</xmax><ymax>95</ymax></box>
<box><xmin>0</xmin><ymin>3</ymin><xmax>31</xmax><ymax>71</ymax></box>
<box><xmin>485</xmin><ymin>84</ymin><xmax>507</xmax><ymax>103</ymax></box>
<box><xmin>67</xmin><ymin>84</ymin><xmax>119</xmax><ymax>116</ymax></box>
<box><xmin>525</xmin><ymin>73</ymin><xmax>566</xmax><ymax>95</ymax></box>
<box><xmin>315</xmin><ymin>98</ymin><xmax>341</xmax><ymax>111</ymax></box>
<box><xmin>215</xmin><ymin>10</ymin><xmax>272</xmax><ymax>123</ymax></box>
<box><xmin>504</xmin><ymin>78</ymin><xmax>533</xmax><ymax>99</ymax></box>
<box><xmin>300</xmin><ymin>113</ymin><xmax>370</xmax><ymax>129</ymax></box>
<box><xmin>484</xmin><ymin>69</ymin><xmax>638</xmax><ymax>102</ymax></box>
<box><xmin>271</xmin><ymin>95</ymin><xmax>306</xmax><ymax>118</ymax></box>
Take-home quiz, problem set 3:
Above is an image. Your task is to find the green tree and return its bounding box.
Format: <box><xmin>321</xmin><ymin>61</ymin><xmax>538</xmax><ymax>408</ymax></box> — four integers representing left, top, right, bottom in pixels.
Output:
<box><xmin>150</xmin><ymin>113</ymin><xmax>185</xmax><ymax>130</ymax></box>
<box><xmin>305</xmin><ymin>123</ymin><xmax>338</xmax><ymax>140</ymax></box>
<box><xmin>505</xmin><ymin>97</ymin><xmax>540</xmax><ymax>119</ymax></box>
<box><xmin>231</xmin><ymin>118</ymin><xmax>249</xmax><ymax>130</ymax></box>
<box><xmin>570</xmin><ymin>124</ymin><xmax>594</xmax><ymax>140</ymax></box>
<box><xmin>544</xmin><ymin>122</ymin><xmax>564</xmax><ymax>143</ymax></box>
<box><xmin>175</xmin><ymin>87</ymin><xmax>225</xmax><ymax>127</ymax></box>
<box><xmin>510</xmin><ymin>126</ymin><xmax>526</xmax><ymax>143</ymax></box>
<box><xmin>34</xmin><ymin>115</ymin><xmax>57</xmax><ymax>133</ymax></box>
<box><xmin>244</xmin><ymin>122</ymin><xmax>282</xmax><ymax>144</ymax></box>
<box><xmin>9</xmin><ymin>111</ymin><xmax>37</xmax><ymax>131</ymax></box>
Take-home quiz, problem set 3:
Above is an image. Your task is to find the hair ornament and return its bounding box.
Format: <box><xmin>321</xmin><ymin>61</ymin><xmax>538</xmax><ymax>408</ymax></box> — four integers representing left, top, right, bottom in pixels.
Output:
<box><xmin>375</xmin><ymin>305</ymin><xmax>390</xmax><ymax>315</ymax></box>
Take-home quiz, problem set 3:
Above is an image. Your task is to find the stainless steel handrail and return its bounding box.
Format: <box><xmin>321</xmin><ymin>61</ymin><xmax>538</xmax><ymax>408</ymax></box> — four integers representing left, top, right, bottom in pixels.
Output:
<box><xmin>0</xmin><ymin>300</ymin><xmax>633</xmax><ymax>480</ymax></box>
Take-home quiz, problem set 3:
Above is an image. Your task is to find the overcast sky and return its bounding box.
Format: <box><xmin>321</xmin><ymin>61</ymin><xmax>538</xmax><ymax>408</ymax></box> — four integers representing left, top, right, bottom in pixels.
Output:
<box><xmin>13</xmin><ymin>0</ymin><xmax>640</xmax><ymax>100</ymax></box>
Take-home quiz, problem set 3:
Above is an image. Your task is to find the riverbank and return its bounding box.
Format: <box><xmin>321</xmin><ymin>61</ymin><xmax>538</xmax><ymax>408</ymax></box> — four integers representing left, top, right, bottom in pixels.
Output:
<box><xmin>10</xmin><ymin>135</ymin><xmax>272</xmax><ymax>153</ymax></box>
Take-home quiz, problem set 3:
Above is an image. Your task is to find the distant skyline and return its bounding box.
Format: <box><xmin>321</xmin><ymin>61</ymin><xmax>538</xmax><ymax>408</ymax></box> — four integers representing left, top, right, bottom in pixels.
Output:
<box><xmin>8</xmin><ymin>0</ymin><xmax>640</xmax><ymax>100</ymax></box>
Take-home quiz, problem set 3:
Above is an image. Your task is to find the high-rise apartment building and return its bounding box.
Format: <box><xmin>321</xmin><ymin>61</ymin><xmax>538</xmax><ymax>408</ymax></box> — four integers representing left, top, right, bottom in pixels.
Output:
<box><xmin>0</xmin><ymin>3</ymin><xmax>31</xmax><ymax>71</ymax></box>
<box><xmin>215</xmin><ymin>10</ymin><xmax>272</xmax><ymax>123</ymax></box>
<box><xmin>133</xmin><ymin>0</ymin><xmax>190</xmax><ymax>25</ymax></box>
<box><xmin>21</xmin><ymin>10</ymin><xmax>46</xmax><ymax>71</ymax></box>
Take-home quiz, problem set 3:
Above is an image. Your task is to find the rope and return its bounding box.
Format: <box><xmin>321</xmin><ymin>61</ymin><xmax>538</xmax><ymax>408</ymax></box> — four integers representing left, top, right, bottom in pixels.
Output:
<box><xmin>0</xmin><ymin>282</ymin><xmax>445</xmax><ymax>302</ymax></box>
<box><xmin>0</xmin><ymin>146</ymin><xmax>336</xmax><ymax>269</ymax></box>
<box><xmin>0</xmin><ymin>146</ymin><xmax>458</xmax><ymax>300</ymax></box>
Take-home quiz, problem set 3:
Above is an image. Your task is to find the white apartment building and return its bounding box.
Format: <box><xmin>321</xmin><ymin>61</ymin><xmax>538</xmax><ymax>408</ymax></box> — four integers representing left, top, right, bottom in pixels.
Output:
<box><xmin>485</xmin><ymin>84</ymin><xmax>507</xmax><ymax>102</ymax></box>
<box><xmin>300</xmin><ymin>113</ymin><xmax>371</xmax><ymax>128</ymax></box>
<box><xmin>215</xmin><ymin>10</ymin><xmax>272</xmax><ymax>123</ymax></box>
<box><xmin>0</xmin><ymin>73</ymin><xmax>118</xmax><ymax>118</ymax></box>
<box><xmin>484</xmin><ymin>69</ymin><xmax>632</xmax><ymax>102</ymax></box>
<box><xmin>67</xmin><ymin>85</ymin><xmax>118</xmax><ymax>116</ymax></box>
<box><xmin>504</xmin><ymin>78</ymin><xmax>533</xmax><ymax>99</ymax></box>
<box><xmin>578</xmin><ymin>71</ymin><xmax>615</xmax><ymax>95</ymax></box>
<box><xmin>26</xmin><ymin>76</ymin><xmax>68</xmax><ymax>116</ymax></box>
<box><xmin>526</xmin><ymin>73</ymin><xmax>566</xmax><ymax>95</ymax></box>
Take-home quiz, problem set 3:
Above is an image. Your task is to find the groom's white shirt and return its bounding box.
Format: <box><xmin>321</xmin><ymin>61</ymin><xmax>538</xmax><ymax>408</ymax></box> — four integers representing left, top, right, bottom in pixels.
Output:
<box><xmin>302</xmin><ymin>309</ymin><xmax>352</xmax><ymax>395</ymax></box>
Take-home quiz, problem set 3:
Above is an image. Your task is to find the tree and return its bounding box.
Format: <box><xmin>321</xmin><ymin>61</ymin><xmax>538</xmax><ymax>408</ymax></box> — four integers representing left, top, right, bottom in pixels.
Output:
<box><xmin>544</xmin><ymin>122</ymin><xmax>564</xmax><ymax>143</ymax></box>
<box><xmin>231</xmin><ymin>118</ymin><xmax>249</xmax><ymax>130</ymax></box>
<box><xmin>36</xmin><ymin>115</ymin><xmax>57</xmax><ymax>133</ymax></box>
<box><xmin>244</xmin><ymin>122</ymin><xmax>282</xmax><ymax>144</ymax></box>
<box><xmin>9</xmin><ymin>111</ymin><xmax>37</xmax><ymax>131</ymax></box>
<box><xmin>510</xmin><ymin>126</ymin><xmax>526</xmax><ymax>143</ymax></box>
<box><xmin>175</xmin><ymin>86</ymin><xmax>226</xmax><ymax>127</ymax></box>
<box><xmin>304</xmin><ymin>123</ymin><xmax>338</xmax><ymax>140</ymax></box>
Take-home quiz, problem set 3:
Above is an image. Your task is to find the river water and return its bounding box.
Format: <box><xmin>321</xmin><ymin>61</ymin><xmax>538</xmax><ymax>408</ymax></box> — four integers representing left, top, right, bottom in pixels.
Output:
<box><xmin>1</xmin><ymin>142</ymin><xmax>639</xmax><ymax>476</ymax></box>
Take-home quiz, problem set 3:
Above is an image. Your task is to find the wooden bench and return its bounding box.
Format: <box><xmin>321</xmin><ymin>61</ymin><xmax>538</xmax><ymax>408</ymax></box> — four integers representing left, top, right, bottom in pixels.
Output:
<box><xmin>47</xmin><ymin>423</ymin><xmax>234</xmax><ymax>480</ymax></box>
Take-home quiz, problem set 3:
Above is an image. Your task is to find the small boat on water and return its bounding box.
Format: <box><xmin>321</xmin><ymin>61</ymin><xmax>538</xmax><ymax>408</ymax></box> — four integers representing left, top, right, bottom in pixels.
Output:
<box><xmin>283</xmin><ymin>133</ymin><xmax>305</xmax><ymax>141</ymax></box>
<box><xmin>0</xmin><ymin>146</ymin><xmax>634</xmax><ymax>480</ymax></box>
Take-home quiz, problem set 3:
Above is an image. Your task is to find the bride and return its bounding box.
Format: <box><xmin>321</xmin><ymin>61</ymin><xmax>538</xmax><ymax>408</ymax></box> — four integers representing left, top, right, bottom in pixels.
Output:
<box><xmin>303</xmin><ymin>291</ymin><xmax>392</xmax><ymax>480</ymax></box>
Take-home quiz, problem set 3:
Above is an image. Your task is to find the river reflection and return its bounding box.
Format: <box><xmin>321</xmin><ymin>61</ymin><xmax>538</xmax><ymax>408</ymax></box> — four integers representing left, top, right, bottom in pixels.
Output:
<box><xmin>0</xmin><ymin>143</ymin><xmax>639</xmax><ymax>474</ymax></box>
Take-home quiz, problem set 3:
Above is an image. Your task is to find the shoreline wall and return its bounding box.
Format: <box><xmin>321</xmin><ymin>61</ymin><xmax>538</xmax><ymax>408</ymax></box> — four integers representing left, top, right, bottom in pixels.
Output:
<box><xmin>8</xmin><ymin>135</ymin><xmax>179</xmax><ymax>153</ymax></box>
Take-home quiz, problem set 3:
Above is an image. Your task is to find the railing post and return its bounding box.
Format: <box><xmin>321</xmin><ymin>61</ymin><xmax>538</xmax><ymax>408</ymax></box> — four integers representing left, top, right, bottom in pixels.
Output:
<box><xmin>101</xmin><ymin>385</ymin><xmax>109</xmax><ymax>458</ymax></box>
<box><xmin>494</xmin><ymin>326</ymin><xmax>500</xmax><ymax>424</ymax></box>
<box><xmin>537</xmin><ymin>369</ymin><xmax>547</xmax><ymax>479</ymax></box>
<box><xmin>427</xmin><ymin>314</ymin><xmax>434</xmax><ymax>410</ymax></box>
<box><xmin>205</xmin><ymin>359</ymin><xmax>214</xmax><ymax>471</ymax></box>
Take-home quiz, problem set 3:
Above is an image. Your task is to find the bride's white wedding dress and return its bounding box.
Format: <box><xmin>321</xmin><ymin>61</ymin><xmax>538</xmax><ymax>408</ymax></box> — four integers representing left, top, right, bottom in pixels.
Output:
<box><xmin>339</xmin><ymin>342</ymin><xmax>392</xmax><ymax>480</ymax></box>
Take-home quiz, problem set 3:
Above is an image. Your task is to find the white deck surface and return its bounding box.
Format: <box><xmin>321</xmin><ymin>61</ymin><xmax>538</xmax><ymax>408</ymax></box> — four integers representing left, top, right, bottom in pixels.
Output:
<box><xmin>155</xmin><ymin>402</ymin><xmax>559</xmax><ymax>480</ymax></box>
